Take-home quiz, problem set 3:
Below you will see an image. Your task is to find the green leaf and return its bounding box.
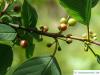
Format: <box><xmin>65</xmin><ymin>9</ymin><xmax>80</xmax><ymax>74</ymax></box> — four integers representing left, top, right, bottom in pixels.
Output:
<box><xmin>96</xmin><ymin>54</ymin><xmax>100</xmax><ymax>64</ymax></box>
<box><xmin>0</xmin><ymin>24</ymin><xmax>17</xmax><ymax>40</ymax></box>
<box><xmin>92</xmin><ymin>0</ymin><xmax>99</xmax><ymax>8</ymax></box>
<box><xmin>6</xmin><ymin>1</ymin><xmax>15</xmax><ymax>12</ymax></box>
<box><xmin>59</xmin><ymin>0</ymin><xmax>92</xmax><ymax>25</ymax></box>
<box><xmin>0</xmin><ymin>44</ymin><xmax>13</xmax><ymax>75</ymax></box>
<box><xmin>25</xmin><ymin>35</ymin><xmax>35</xmax><ymax>58</ymax></box>
<box><xmin>21</xmin><ymin>0</ymin><xmax>38</xmax><ymax>28</ymax></box>
<box><xmin>13</xmin><ymin>56</ymin><xmax>61</xmax><ymax>75</ymax></box>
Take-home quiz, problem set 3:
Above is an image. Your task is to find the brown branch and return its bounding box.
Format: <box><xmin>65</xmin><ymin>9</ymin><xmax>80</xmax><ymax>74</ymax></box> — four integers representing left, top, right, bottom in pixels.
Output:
<box><xmin>91</xmin><ymin>41</ymin><xmax>100</xmax><ymax>46</ymax></box>
<box><xmin>9</xmin><ymin>23</ymin><xmax>100</xmax><ymax>46</ymax></box>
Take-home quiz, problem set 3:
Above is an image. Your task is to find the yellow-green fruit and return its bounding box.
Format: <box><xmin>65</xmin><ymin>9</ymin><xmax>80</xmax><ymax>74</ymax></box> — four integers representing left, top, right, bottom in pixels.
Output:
<box><xmin>92</xmin><ymin>33</ymin><xmax>97</xmax><ymax>37</ymax></box>
<box><xmin>93</xmin><ymin>37</ymin><xmax>97</xmax><ymax>40</ymax></box>
<box><xmin>60</xmin><ymin>17</ymin><xmax>67</xmax><ymax>24</ymax></box>
<box><xmin>68</xmin><ymin>18</ymin><xmax>77</xmax><ymax>26</ymax></box>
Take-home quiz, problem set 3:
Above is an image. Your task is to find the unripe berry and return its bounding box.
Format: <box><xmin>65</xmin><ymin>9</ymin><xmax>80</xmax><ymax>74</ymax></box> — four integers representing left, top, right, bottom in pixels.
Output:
<box><xmin>20</xmin><ymin>40</ymin><xmax>28</xmax><ymax>48</ymax></box>
<box><xmin>40</xmin><ymin>25</ymin><xmax>48</xmax><ymax>32</ymax></box>
<box><xmin>66</xmin><ymin>38</ymin><xmax>72</xmax><ymax>44</ymax></box>
<box><xmin>68</xmin><ymin>18</ymin><xmax>77</xmax><ymax>26</ymax></box>
<box><xmin>93</xmin><ymin>36</ymin><xmax>97</xmax><ymax>40</ymax></box>
<box><xmin>60</xmin><ymin>17</ymin><xmax>67</xmax><ymax>24</ymax></box>
<box><xmin>43</xmin><ymin>26</ymin><xmax>48</xmax><ymax>32</ymax></box>
<box><xmin>84</xmin><ymin>46</ymin><xmax>88</xmax><ymax>52</ymax></box>
<box><xmin>47</xmin><ymin>43</ymin><xmax>52</xmax><ymax>47</ymax></box>
<box><xmin>13</xmin><ymin>4</ymin><xmax>21</xmax><ymax>12</ymax></box>
<box><xmin>58</xmin><ymin>23</ymin><xmax>67</xmax><ymax>31</ymax></box>
<box><xmin>58</xmin><ymin>46</ymin><xmax>61</xmax><ymax>51</ymax></box>
<box><xmin>92</xmin><ymin>33</ymin><xmax>97</xmax><ymax>37</ymax></box>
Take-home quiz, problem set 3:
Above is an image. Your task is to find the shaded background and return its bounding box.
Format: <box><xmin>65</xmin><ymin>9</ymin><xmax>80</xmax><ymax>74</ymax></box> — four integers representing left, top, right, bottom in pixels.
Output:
<box><xmin>6</xmin><ymin>0</ymin><xmax>100</xmax><ymax>75</ymax></box>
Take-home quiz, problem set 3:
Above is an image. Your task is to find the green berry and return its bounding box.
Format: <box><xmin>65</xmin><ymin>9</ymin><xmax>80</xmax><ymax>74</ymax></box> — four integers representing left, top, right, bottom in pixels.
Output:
<box><xmin>66</xmin><ymin>38</ymin><xmax>72</xmax><ymax>44</ymax></box>
<box><xmin>58</xmin><ymin>46</ymin><xmax>61</xmax><ymax>51</ymax></box>
<box><xmin>60</xmin><ymin>17</ymin><xmax>67</xmax><ymax>24</ymax></box>
<box><xmin>92</xmin><ymin>33</ymin><xmax>97</xmax><ymax>37</ymax></box>
<box><xmin>84</xmin><ymin>47</ymin><xmax>88</xmax><ymax>52</ymax></box>
<box><xmin>68</xmin><ymin>18</ymin><xmax>77</xmax><ymax>26</ymax></box>
<box><xmin>14</xmin><ymin>4</ymin><xmax>21</xmax><ymax>12</ymax></box>
<box><xmin>40</xmin><ymin>25</ymin><xmax>48</xmax><ymax>32</ymax></box>
<box><xmin>47</xmin><ymin>43</ymin><xmax>52</xmax><ymax>47</ymax></box>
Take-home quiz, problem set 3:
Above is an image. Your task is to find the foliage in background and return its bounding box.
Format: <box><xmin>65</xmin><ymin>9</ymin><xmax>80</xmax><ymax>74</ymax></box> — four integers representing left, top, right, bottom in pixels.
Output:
<box><xmin>0</xmin><ymin>0</ymin><xmax>100</xmax><ymax>75</ymax></box>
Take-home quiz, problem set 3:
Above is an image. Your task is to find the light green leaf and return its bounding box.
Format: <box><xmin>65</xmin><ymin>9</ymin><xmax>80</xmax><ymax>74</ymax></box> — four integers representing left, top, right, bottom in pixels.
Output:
<box><xmin>22</xmin><ymin>0</ymin><xmax>38</xmax><ymax>28</ymax></box>
<box><xmin>59</xmin><ymin>0</ymin><xmax>92</xmax><ymax>25</ymax></box>
<box><xmin>13</xmin><ymin>56</ymin><xmax>61</xmax><ymax>75</ymax></box>
<box><xmin>0</xmin><ymin>24</ymin><xmax>17</xmax><ymax>40</ymax></box>
<box><xmin>0</xmin><ymin>44</ymin><xmax>13</xmax><ymax>75</ymax></box>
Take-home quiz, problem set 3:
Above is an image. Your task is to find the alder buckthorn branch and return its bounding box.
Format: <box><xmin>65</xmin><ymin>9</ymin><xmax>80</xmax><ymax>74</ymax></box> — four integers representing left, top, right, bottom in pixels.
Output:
<box><xmin>9</xmin><ymin>23</ymin><xmax>100</xmax><ymax>46</ymax></box>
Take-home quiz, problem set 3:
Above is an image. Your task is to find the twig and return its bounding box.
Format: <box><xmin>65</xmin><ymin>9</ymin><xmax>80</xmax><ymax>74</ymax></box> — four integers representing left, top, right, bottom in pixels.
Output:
<box><xmin>8</xmin><ymin>23</ymin><xmax>100</xmax><ymax>46</ymax></box>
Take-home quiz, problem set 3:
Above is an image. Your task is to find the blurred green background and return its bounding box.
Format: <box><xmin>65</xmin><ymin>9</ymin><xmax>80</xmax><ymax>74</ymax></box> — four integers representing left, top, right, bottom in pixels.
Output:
<box><xmin>6</xmin><ymin>0</ymin><xmax>100</xmax><ymax>75</ymax></box>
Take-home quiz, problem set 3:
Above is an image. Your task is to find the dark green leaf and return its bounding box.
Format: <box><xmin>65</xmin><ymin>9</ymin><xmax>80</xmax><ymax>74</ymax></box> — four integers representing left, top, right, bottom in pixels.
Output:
<box><xmin>0</xmin><ymin>44</ymin><xmax>13</xmax><ymax>75</ymax></box>
<box><xmin>13</xmin><ymin>56</ymin><xmax>61</xmax><ymax>75</ymax></box>
<box><xmin>21</xmin><ymin>0</ymin><xmax>38</xmax><ymax>28</ymax></box>
<box><xmin>92</xmin><ymin>0</ymin><xmax>99</xmax><ymax>8</ymax></box>
<box><xmin>96</xmin><ymin>54</ymin><xmax>100</xmax><ymax>64</ymax></box>
<box><xmin>6</xmin><ymin>1</ymin><xmax>15</xmax><ymax>12</ymax></box>
<box><xmin>0</xmin><ymin>24</ymin><xmax>17</xmax><ymax>40</ymax></box>
<box><xmin>59</xmin><ymin>0</ymin><xmax>92</xmax><ymax>25</ymax></box>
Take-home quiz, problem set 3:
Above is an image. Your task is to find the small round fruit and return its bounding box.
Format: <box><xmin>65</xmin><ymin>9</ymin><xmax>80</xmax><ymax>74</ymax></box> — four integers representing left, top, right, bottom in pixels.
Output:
<box><xmin>47</xmin><ymin>43</ymin><xmax>52</xmax><ymax>47</ymax></box>
<box><xmin>58</xmin><ymin>23</ymin><xmax>67</xmax><ymax>31</ymax></box>
<box><xmin>58</xmin><ymin>46</ymin><xmax>61</xmax><ymax>51</ymax></box>
<box><xmin>60</xmin><ymin>17</ymin><xmax>67</xmax><ymax>24</ymax></box>
<box><xmin>68</xmin><ymin>18</ymin><xmax>77</xmax><ymax>26</ymax></box>
<box><xmin>43</xmin><ymin>26</ymin><xmax>48</xmax><ymax>32</ymax></box>
<box><xmin>40</xmin><ymin>25</ymin><xmax>48</xmax><ymax>32</ymax></box>
<box><xmin>84</xmin><ymin>47</ymin><xmax>88</xmax><ymax>52</ymax></box>
<box><xmin>66</xmin><ymin>38</ymin><xmax>72</xmax><ymax>44</ymax></box>
<box><xmin>20</xmin><ymin>40</ymin><xmax>28</xmax><ymax>48</ymax></box>
<box><xmin>92</xmin><ymin>33</ymin><xmax>97</xmax><ymax>37</ymax></box>
<box><xmin>13</xmin><ymin>4</ymin><xmax>21</xmax><ymax>12</ymax></box>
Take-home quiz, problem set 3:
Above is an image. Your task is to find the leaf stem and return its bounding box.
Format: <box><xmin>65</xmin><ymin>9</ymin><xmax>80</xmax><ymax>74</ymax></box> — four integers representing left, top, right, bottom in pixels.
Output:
<box><xmin>86</xmin><ymin>43</ymin><xmax>96</xmax><ymax>56</ymax></box>
<box><xmin>87</xmin><ymin>24</ymin><xmax>90</xmax><ymax>41</ymax></box>
<box><xmin>41</xmin><ymin>39</ymin><xmax>58</xmax><ymax>75</ymax></box>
